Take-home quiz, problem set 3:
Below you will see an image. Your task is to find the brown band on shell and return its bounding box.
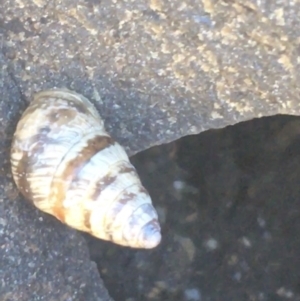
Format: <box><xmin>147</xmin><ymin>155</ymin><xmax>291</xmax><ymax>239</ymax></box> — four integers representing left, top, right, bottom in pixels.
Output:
<box><xmin>138</xmin><ymin>218</ymin><xmax>161</xmax><ymax>240</ymax></box>
<box><xmin>44</xmin><ymin>97</ymin><xmax>94</xmax><ymax>126</ymax></box>
<box><xmin>50</xmin><ymin>135</ymin><xmax>115</xmax><ymax>222</ymax></box>
<box><xmin>47</xmin><ymin>108</ymin><xmax>77</xmax><ymax>126</ymax></box>
<box><xmin>65</xmin><ymin>100</ymin><xmax>91</xmax><ymax>115</ymax></box>
<box><xmin>103</xmin><ymin>185</ymin><xmax>148</xmax><ymax>236</ymax></box>
<box><xmin>83</xmin><ymin>210</ymin><xmax>92</xmax><ymax>231</ymax></box>
<box><xmin>83</xmin><ymin>163</ymin><xmax>138</xmax><ymax>233</ymax></box>
<box><xmin>104</xmin><ymin>190</ymin><xmax>137</xmax><ymax>235</ymax></box>
<box><xmin>121</xmin><ymin>206</ymin><xmax>159</xmax><ymax>246</ymax></box>
<box><xmin>88</xmin><ymin>173</ymin><xmax>119</xmax><ymax>203</ymax></box>
<box><xmin>82</xmin><ymin>172</ymin><xmax>119</xmax><ymax>231</ymax></box>
<box><xmin>12</xmin><ymin>126</ymin><xmax>59</xmax><ymax>203</ymax></box>
<box><xmin>88</xmin><ymin>162</ymin><xmax>138</xmax><ymax>208</ymax></box>
<box><xmin>118</xmin><ymin>163</ymin><xmax>137</xmax><ymax>175</ymax></box>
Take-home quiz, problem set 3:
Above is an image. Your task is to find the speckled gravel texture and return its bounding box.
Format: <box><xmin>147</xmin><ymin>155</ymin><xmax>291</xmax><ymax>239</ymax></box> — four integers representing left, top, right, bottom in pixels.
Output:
<box><xmin>2</xmin><ymin>0</ymin><xmax>300</xmax><ymax>155</ymax></box>
<box><xmin>86</xmin><ymin>115</ymin><xmax>300</xmax><ymax>301</ymax></box>
<box><xmin>1</xmin><ymin>0</ymin><xmax>300</xmax><ymax>300</ymax></box>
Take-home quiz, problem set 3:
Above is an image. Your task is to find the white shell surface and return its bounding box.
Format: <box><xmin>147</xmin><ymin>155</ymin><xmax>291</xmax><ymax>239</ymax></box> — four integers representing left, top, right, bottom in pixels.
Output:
<box><xmin>10</xmin><ymin>89</ymin><xmax>161</xmax><ymax>249</ymax></box>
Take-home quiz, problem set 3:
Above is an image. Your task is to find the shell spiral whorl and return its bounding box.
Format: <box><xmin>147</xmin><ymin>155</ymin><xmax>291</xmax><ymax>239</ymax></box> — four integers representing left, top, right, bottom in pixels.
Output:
<box><xmin>10</xmin><ymin>89</ymin><xmax>161</xmax><ymax>249</ymax></box>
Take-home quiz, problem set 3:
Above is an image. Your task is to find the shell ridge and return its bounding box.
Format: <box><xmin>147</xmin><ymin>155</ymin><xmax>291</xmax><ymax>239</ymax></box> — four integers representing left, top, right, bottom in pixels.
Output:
<box><xmin>33</xmin><ymin>89</ymin><xmax>102</xmax><ymax>122</ymax></box>
<box><xmin>91</xmin><ymin>181</ymin><xmax>150</xmax><ymax>241</ymax></box>
<box><xmin>55</xmin><ymin>148</ymin><xmax>131</xmax><ymax>229</ymax></box>
<box><xmin>48</xmin><ymin>134</ymin><xmax>114</xmax><ymax>221</ymax></box>
<box><xmin>103</xmin><ymin>185</ymin><xmax>151</xmax><ymax>232</ymax></box>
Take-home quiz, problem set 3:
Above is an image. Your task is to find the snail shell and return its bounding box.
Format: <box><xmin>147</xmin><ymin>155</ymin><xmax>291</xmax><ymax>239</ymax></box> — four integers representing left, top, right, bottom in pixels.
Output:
<box><xmin>10</xmin><ymin>89</ymin><xmax>161</xmax><ymax>249</ymax></box>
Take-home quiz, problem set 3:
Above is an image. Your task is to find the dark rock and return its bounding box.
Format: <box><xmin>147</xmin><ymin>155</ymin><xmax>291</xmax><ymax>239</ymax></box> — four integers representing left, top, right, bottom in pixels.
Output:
<box><xmin>0</xmin><ymin>53</ymin><xmax>112</xmax><ymax>300</ymax></box>
<box><xmin>87</xmin><ymin>115</ymin><xmax>300</xmax><ymax>300</ymax></box>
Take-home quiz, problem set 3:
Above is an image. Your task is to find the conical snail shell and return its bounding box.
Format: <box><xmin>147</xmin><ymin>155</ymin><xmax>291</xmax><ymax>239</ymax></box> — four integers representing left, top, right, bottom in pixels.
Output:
<box><xmin>10</xmin><ymin>89</ymin><xmax>161</xmax><ymax>249</ymax></box>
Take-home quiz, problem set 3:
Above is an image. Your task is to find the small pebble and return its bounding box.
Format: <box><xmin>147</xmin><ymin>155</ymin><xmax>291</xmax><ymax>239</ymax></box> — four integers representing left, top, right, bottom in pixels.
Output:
<box><xmin>173</xmin><ymin>180</ymin><xmax>186</xmax><ymax>190</ymax></box>
<box><xmin>257</xmin><ymin>217</ymin><xmax>266</xmax><ymax>228</ymax></box>
<box><xmin>184</xmin><ymin>288</ymin><xmax>201</xmax><ymax>301</ymax></box>
<box><xmin>28</xmin><ymin>262</ymin><xmax>35</xmax><ymax>268</ymax></box>
<box><xmin>263</xmin><ymin>231</ymin><xmax>272</xmax><ymax>241</ymax></box>
<box><xmin>233</xmin><ymin>271</ymin><xmax>242</xmax><ymax>282</ymax></box>
<box><xmin>204</xmin><ymin>238</ymin><xmax>219</xmax><ymax>251</ymax></box>
<box><xmin>185</xmin><ymin>212</ymin><xmax>198</xmax><ymax>223</ymax></box>
<box><xmin>241</xmin><ymin>237</ymin><xmax>252</xmax><ymax>248</ymax></box>
<box><xmin>276</xmin><ymin>287</ymin><xmax>294</xmax><ymax>298</ymax></box>
<box><xmin>174</xmin><ymin>235</ymin><xmax>196</xmax><ymax>261</ymax></box>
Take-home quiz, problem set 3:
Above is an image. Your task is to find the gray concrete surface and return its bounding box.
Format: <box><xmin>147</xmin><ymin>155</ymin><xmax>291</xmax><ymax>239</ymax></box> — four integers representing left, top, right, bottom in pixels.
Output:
<box><xmin>0</xmin><ymin>0</ymin><xmax>300</xmax><ymax>300</ymax></box>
